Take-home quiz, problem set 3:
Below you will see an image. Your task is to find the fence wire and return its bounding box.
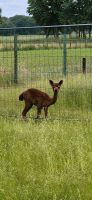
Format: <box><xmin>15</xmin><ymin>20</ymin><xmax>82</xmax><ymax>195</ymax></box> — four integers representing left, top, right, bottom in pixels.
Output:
<box><xmin>0</xmin><ymin>24</ymin><xmax>92</xmax><ymax>121</ymax></box>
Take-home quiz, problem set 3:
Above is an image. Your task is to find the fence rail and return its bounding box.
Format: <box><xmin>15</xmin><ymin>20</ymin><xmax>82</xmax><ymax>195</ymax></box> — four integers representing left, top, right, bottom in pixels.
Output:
<box><xmin>0</xmin><ymin>24</ymin><xmax>92</xmax><ymax>120</ymax></box>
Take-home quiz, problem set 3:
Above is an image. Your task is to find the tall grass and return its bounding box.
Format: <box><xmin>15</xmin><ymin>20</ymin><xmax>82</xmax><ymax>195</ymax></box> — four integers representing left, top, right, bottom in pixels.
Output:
<box><xmin>0</xmin><ymin>74</ymin><xmax>92</xmax><ymax>121</ymax></box>
<box><xmin>0</xmin><ymin>34</ymin><xmax>92</xmax><ymax>199</ymax></box>
<box><xmin>0</xmin><ymin>117</ymin><xmax>92</xmax><ymax>200</ymax></box>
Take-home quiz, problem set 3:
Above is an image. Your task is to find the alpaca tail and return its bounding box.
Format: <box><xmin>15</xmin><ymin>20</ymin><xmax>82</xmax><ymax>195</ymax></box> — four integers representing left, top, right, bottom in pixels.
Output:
<box><xmin>19</xmin><ymin>93</ymin><xmax>24</xmax><ymax>101</ymax></box>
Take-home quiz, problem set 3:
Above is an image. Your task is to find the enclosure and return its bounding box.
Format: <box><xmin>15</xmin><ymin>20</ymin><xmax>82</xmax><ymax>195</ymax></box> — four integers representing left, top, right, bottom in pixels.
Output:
<box><xmin>0</xmin><ymin>23</ymin><xmax>92</xmax><ymax>200</ymax></box>
<box><xmin>0</xmin><ymin>24</ymin><xmax>92</xmax><ymax>120</ymax></box>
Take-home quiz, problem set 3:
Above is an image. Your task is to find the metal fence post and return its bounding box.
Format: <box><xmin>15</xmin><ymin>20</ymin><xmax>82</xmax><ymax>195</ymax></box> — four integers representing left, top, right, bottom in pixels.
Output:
<box><xmin>14</xmin><ymin>29</ymin><xmax>18</xmax><ymax>84</ymax></box>
<box><xmin>63</xmin><ymin>27</ymin><xmax>67</xmax><ymax>76</ymax></box>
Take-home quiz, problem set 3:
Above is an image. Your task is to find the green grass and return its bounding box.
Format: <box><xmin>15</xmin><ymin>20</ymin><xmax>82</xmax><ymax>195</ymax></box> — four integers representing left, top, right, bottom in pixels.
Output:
<box><xmin>0</xmin><ymin>47</ymin><xmax>92</xmax><ymax>86</ymax></box>
<box><xmin>0</xmin><ymin>74</ymin><xmax>92</xmax><ymax>120</ymax></box>
<box><xmin>0</xmin><ymin>35</ymin><xmax>92</xmax><ymax>199</ymax></box>
<box><xmin>0</xmin><ymin>75</ymin><xmax>92</xmax><ymax>200</ymax></box>
<box><xmin>0</xmin><ymin>34</ymin><xmax>91</xmax><ymax>87</ymax></box>
<box><xmin>0</xmin><ymin>74</ymin><xmax>92</xmax><ymax>200</ymax></box>
<box><xmin>0</xmin><ymin>117</ymin><xmax>92</xmax><ymax>200</ymax></box>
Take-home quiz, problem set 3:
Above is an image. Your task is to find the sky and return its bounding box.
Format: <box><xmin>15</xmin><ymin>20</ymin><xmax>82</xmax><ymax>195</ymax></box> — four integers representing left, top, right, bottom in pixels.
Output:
<box><xmin>0</xmin><ymin>0</ymin><xmax>29</xmax><ymax>18</ymax></box>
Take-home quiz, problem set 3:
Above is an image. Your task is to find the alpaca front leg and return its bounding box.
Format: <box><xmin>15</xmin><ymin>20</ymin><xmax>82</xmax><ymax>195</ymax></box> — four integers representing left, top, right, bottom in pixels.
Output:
<box><xmin>36</xmin><ymin>107</ymin><xmax>42</xmax><ymax>119</ymax></box>
<box><xmin>44</xmin><ymin>107</ymin><xmax>48</xmax><ymax>119</ymax></box>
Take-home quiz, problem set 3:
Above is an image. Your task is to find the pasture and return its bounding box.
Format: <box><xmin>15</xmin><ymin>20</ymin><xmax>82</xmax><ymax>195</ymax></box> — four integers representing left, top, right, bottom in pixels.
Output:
<box><xmin>0</xmin><ymin>117</ymin><xmax>92</xmax><ymax>200</ymax></box>
<box><xmin>0</xmin><ymin>73</ymin><xmax>92</xmax><ymax>200</ymax></box>
<box><xmin>0</xmin><ymin>29</ymin><xmax>92</xmax><ymax>199</ymax></box>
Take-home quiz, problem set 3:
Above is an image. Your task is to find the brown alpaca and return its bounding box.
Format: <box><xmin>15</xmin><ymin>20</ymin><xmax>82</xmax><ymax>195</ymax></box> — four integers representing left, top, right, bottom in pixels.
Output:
<box><xmin>19</xmin><ymin>80</ymin><xmax>63</xmax><ymax>119</ymax></box>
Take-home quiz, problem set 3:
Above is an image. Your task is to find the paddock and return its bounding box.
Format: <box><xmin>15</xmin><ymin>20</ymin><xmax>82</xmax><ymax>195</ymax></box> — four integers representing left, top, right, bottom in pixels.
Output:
<box><xmin>0</xmin><ymin>24</ymin><xmax>92</xmax><ymax>200</ymax></box>
<box><xmin>0</xmin><ymin>24</ymin><xmax>92</xmax><ymax>121</ymax></box>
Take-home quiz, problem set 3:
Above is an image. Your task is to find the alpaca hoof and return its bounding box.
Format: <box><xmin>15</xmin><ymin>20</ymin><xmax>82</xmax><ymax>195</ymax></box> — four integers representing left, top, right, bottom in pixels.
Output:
<box><xmin>45</xmin><ymin>117</ymin><xmax>48</xmax><ymax>120</ymax></box>
<box><xmin>22</xmin><ymin>116</ymin><xmax>28</xmax><ymax>121</ymax></box>
<box><xmin>34</xmin><ymin>116</ymin><xmax>43</xmax><ymax>120</ymax></box>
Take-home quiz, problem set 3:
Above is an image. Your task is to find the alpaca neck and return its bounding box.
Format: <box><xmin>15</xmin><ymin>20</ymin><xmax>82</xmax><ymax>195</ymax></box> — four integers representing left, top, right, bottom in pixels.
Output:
<box><xmin>50</xmin><ymin>90</ymin><xmax>58</xmax><ymax>105</ymax></box>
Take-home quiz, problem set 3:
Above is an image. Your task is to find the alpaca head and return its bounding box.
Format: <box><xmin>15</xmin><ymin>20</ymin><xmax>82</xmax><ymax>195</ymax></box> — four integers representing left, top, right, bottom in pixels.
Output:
<box><xmin>49</xmin><ymin>80</ymin><xmax>63</xmax><ymax>92</ymax></box>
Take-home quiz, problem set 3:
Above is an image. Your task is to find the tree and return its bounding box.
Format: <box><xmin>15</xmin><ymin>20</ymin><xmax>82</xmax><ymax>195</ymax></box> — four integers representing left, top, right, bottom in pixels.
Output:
<box><xmin>9</xmin><ymin>15</ymin><xmax>36</xmax><ymax>34</ymax></box>
<box><xmin>27</xmin><ymin>0</ymin><xmax>62</xmax><ymax>25</ymax></box>
<box><xmin>58</xmin><ymin>0</ymin><xmax>92</xmax><ymax>37</ymax></box>
<box><xmin>27</xmin><ymin>0</ymin><xmax>92</xmax><ymax>37</ymax></box>
<box><xmin>27</xmin><ymin>0</ymin><xmax>64</xmax><ymax>36</ymax></box>
<box><xmin>72</xmin><ymin>0</ymin><xmax>92</xmax><ymax>38</ymax></box>
<box><xmin>0</xmin><ymin>15</ymin><xmax>36</xmax><ymax>35</ymax></box>
<box><xmin>9</xmin><ymin>15</ymin><xmax>36</xmax><ymax>27</ymax></box>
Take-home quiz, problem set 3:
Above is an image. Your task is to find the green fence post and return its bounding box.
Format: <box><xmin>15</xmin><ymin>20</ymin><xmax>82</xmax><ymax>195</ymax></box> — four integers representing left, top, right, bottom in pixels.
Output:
<box><xmin>14</xmin><ymin>29</ymin><xmax>18</xmax><ymax>84</ymax></box>
<box><xmin>63</xmin><ymin>27</ymin><xmax>67</xmax><ymax>76</ymax></box>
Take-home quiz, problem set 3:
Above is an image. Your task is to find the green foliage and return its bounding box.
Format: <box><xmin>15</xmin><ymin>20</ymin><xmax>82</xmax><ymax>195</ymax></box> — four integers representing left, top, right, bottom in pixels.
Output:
<box><xmin>73</xmin><ymin>0</ymin><xmax>92</xmax><ymax>24</ymax></box>
<box><xmin>27</xmin><ymin>0</ymin><xmax>64</xmax><ymax>36</ymax></box>
<box><xmin>27</xmin><ymin>0</ymin><xmax>92</xmax><ymax>27</ymax></box>
<box><xmin>27</xmin><ymin>0</ymin><xmax>62</xmax><ymax>25</ymax></box>
<box><xmin>0</xmin><ymin>15</ymin><xmax>36</xmax><ymax>35</ymax></box>
<box><xmin>9</xmin><ymin>15</ymin><xmax>36</xmax><ymax>27</ymax></box>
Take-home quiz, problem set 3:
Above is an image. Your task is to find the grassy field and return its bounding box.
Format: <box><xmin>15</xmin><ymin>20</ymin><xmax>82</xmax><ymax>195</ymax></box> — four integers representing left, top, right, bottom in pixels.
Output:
<box><xmin>0</xmin><ymin>47</ymin><xmax>92</xmax><ymax>86</ymax></box>
<box><xmin>0</xmin><ymin>34</ymin><xmax>92</xmax><ymax>199</ymax></box>
<box><xmin>0</xmin><ymin>74</ymin><xmax>92</xmax><ymax>199</ymax></box>
<box><xmin>0</xmin><ymin>117</ymin><xmax>92</xmax><ymax>200</ymax></box>
<box><xmin>0</xmin><ymin>73</ymin><xmax>92</xmax><ymax>120</ymax></box>
<box><xmin>0</xmin><ymin>34</ymin><xmax>92</xmax><ymax>86</ymax></box>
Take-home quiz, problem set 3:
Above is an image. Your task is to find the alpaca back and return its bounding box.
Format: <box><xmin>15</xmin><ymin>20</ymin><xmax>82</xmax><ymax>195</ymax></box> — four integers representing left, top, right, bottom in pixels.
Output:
<box><xmin>20</xmin><ymin>88</ymin><xmax>51</xmax><ymax>107</ymax></box>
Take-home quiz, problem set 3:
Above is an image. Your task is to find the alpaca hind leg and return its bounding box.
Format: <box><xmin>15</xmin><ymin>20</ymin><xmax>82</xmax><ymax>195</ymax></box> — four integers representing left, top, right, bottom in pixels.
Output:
<box><xmin>22</xmin><ymin>102</ymin><xmax>33</xmax><ymax>120</ymax></box>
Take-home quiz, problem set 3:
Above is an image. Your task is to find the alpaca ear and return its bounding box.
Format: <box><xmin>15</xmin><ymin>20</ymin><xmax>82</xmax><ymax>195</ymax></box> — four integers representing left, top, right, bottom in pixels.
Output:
<box><xmin>49</xmin><ymin>80</ymin><xmax>54</xmax><ymax>85</ymax></box>
<box><xmin>59</xmin><ymin>80</ymin><xmax>63</xmax><ymax>85</ymax></box>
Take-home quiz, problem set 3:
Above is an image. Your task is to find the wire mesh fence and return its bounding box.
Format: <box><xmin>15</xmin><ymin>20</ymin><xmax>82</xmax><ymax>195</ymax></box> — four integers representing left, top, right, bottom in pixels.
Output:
<box><xmin>0</xmin><ymin>24</ymin><xmax>92</xmax><ymax>120</ymax></box>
